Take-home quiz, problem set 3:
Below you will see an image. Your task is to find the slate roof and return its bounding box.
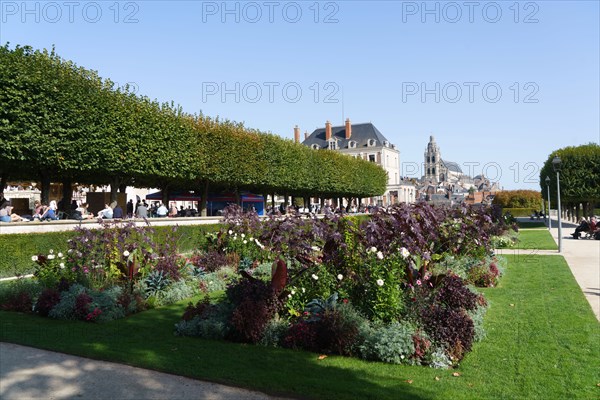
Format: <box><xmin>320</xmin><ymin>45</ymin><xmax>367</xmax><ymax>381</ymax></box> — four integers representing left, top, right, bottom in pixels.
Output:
<box><xmin>442</xmin><ymin>160</ymin><xmax>463</xmax><ymax>173</ymax></box>
<box><xmin>302</xmin><ymin>122</ymin><xmax>393</xmax><ymax>150</ymax></box>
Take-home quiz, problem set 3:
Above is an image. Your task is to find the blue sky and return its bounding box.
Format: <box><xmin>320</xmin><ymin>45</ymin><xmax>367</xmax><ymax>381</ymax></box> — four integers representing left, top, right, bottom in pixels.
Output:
<box><xmin>1</xmin><ymin>0</ymin><xmax>599</xmax><ymax>189</ymax></box>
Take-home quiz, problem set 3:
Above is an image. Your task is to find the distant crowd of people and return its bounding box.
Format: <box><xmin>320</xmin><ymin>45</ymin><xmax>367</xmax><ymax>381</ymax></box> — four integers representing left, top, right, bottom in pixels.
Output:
<box><xmin>0</xmin><ymin>195</ymin><xmax>209</xmax><ymax>223</ymax></box>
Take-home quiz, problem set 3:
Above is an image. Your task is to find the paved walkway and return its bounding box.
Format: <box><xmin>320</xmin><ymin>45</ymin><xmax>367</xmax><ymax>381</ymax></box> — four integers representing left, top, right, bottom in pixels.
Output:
<box><xmin>497</xmin><ymin>217</ymin><xmax>600</xmax><ymax>320</ymax></box>
<box><xmin>0</xmin><ymin>342</ymin><xmax>286</xmax><ymax>400</ymax></box>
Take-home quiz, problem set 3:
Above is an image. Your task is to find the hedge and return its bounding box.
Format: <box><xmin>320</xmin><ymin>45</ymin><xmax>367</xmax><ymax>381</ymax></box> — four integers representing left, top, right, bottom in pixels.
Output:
<box><xmin>0</xmin><ymin>44</ymin><xmax>387</xmax><ymax>200</ymax></box>
<box><xmin>502</xmin><ymin>208</ymin><xmax>540</xmax><ymax>217</ymax></box>
<box><xmin>0</xmin><ymin>224</ymin><xmax>221</xmax><ymax>278</ymax></box>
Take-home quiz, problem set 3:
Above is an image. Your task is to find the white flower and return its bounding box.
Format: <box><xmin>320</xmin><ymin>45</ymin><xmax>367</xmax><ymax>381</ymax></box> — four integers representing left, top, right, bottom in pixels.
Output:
<box><xmin>123</xmin><ymin>250</ymin><xmax>130</xmax><ymax>257</ymax></box>
<box><xmin>67</xmin><ymin>249</ymin><xmax>73</xmax><ymax>254</ymax></box>
<box><xmin>241</xmin><ymin>233</ymin><xmax>245</xmax><ymax>238</ymax></box>
<box><xmin>47</xmin><ymin>254</ymin><xmax>55</xmax><ymax>260</ymax></box>
<box><xmin>337</xmin><ymin>274</ymin><xmax>343</xmax><ymax>280</ymax></box>
<box><xmin>369</xmin><ymin>246</ymin><xmax>377</xmax><ymax>253</ymax></box>
<box><xmin>59</xmin><ymin>263</ymin><xmax>65</xmax><ymax>269</ymax></box>
<box><xmin>228</xmin><ymin>230</ymin><xmax>233</xmax><ymax>235</ymax></box>
<box><xmin>376</xmin><ymin>279</ymin><xmax>384</xmax><ymax>286</ymax></box>
<box><xmin>249</xmin><ymin>237</ymin><xmax>253</xmax><ymax>241</ymax></box>
<box><xmin>401</xmin><ymin>355</ymin><xmax>405</xmax><ymax>360</ymax></box>
<box><xmin>31</xmin><ymin>255</ymin><xmax>38</xmax><ymax>261</ymax></box>
<box><xmin>376</xmin><ymin>251</ymin><xmax>384</xmax><ymax>260</ymax></box>
<box><xmin>311</xmin><ymin>246</ymin><xmax>320</xmax><ymax>252</ymax></box>
<box><xmin>243</xmin><ymin>240</ymin><xmax>247</xmax><ymax>244</ymax></box>
<box><xmin>301</xmin><ymin>287</ymin><xmax>306</xmax><ymax>293</ymax></box>
<box><xmin>399</xmin><ymin>247</ymin><xmax>410</xmax><ymax>259</ymax></box>
<box><xmin>311</xmin><ymin>274</ymin><xmax>318</xmax><ymax>280</ymax></box>
<box><xmin>58</xmin><ymin>252</ymin><xmax>63</xmax><ymax>258</ymax></box>
<box><xmin>233</xmin><ymin>236</ymin><xmax>237</xmax><ymax>241</ymax></box>
<box><xmin>288</xmin><ymin>294</ymin><xmax>292</xmax><ymax>299</ymax></box>
<box><xmin>49</xmin><ymin>249</ymin><xmax>54</xmax><ymax>254</ymax></box>
<box><xmin>291</xmin><ymin>290</ymin><xmax>296</xmax><ymax>295</ymax></box>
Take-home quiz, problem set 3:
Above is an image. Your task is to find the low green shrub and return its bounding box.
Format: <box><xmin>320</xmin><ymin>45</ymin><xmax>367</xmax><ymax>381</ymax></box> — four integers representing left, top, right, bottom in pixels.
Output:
<box><xmin>0</xmin><ymin>223</ymin><xmax>221</xmax><ymax>278</ymax></box>
<box><xmin>501</xmin><ymin>208</ymin><xmax>538</xmax><ymax>217</ymax></box>
<box><xmin>358</xmin><ymin>321</ymin><xmax>418</xmax><ymax>364</ymax></box>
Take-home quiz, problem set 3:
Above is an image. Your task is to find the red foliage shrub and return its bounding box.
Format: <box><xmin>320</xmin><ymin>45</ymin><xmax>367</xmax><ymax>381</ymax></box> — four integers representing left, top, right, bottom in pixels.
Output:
<box><xmin>283</xmin><ymin>321</ymin><xmax>318</xmax><ymax>351</ymax></box>
<box><xmin>1</xmin><ymin>291</ymin><xmax>33</xmax><ymax>313</ymax></box>
<box><xmin>74</xmin><ymin>292</ymin><xmax>93</xmax><ymax>320</ymax></box>
<box><xmin>35</xmin><ymin>288</ymin><xmax>61</xmax><ymax>316</ymax></box>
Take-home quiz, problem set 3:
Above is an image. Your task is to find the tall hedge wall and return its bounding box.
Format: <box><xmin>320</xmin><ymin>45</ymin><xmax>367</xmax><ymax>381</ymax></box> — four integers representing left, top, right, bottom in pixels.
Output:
<box><xmin>0</xmin><ymin>44</ymin><xmax>387</xmax><ymax>199</ymax></box>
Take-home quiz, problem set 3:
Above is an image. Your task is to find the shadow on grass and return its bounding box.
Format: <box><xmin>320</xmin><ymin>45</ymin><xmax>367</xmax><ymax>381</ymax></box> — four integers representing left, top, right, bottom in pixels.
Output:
<box><xmin>0</xmin><ymin>306</ymin><xmax>435</xmax><ymax>400</ymax></box>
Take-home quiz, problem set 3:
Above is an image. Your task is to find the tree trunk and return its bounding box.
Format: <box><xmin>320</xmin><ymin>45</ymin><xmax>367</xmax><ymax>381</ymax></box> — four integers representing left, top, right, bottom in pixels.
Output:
<box><xmin>200</xmin><ymin>181</ymin><xmax>208</xmax><ymax>217</ymax></box>
<box><xmin>0</xmin><ymin>172</ymin><xmax>7</xmax><ymax>196</ymax></box>
<box><xmin>40</xmin><ymin>172</ymin><xmax>51</xmax><ymax>205</ymax></box>
<box><xmin>110</xmin><ymin>177</ymin><xmax>120</xmax><ymax>203</ymax></box>
<box><xmin>61</xmin><ymin>177</ymin><xmax>72</xmax><ymax>211</ymax></box>
<box><xmin>161</xmin><ymin>184</ymin><xmax>170</xmax><ymax>207</ymax></box>
<box><xmin>271</xmin><ymin>193</ymin><xmax>275</xmax><ymax>211</ymax></box>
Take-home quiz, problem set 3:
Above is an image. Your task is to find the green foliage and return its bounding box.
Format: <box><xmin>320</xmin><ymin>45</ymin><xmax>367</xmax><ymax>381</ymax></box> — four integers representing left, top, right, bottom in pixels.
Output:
<box><xmin>0</xmin><ymin>224</ymin><xmax>221</xmax><ymax>278</ymax></box>
<box><xmin>540</xmin><ymin>143</ymin><xmax>600</xmax><ymax>204</ymax></box>
<box><xmin>500</xmin><ymin>207</ymin><xmax>538</xmax><ymax>217</ymax></box>
<box><xmin>0</xmin><ymin>44</ymin><xmax>387</xmax><ymax>199</ymax></box>
<box><xmin>259</xmin><ymin>317</ymin><xmax>291</xmax><ymax>347</ymax></box>
<box><xmin>358</xmin><ymin>321</ymin><xmax>418</xmax><ymax>365</ymax></box>
<box><xmin>492</xmin><ymin>190</ymin><xmax>542</xmax><ymax>208</ymax></box>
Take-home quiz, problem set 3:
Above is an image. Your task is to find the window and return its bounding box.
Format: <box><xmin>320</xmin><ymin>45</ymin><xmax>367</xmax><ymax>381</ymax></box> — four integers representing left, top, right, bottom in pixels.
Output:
<box><xmin>369</xmin><ymin>154</ymin><xmax>376</xmax><ymax>162</ymax></box>
<box><xmin>311</xmin><ymin>144</ymin><xmax>320</xmax><ymax>150</ymax></box>
<box><xmin>367</xmin><ymin>139</ymin><xmax>376</xmax><ymax>147</ymax></box>
<box><xmin>348</xmin><ymin>140</ymin><xmax>357</xmax><ymax>149</ymax></box>
<box><xmin>432</xmin><ymin>156</ymin><xmax>436</xmax><ymax>163</ymax></box>
<box><xmin>328</xmin><ymin>140</ymin><xmax>337</xmax><ymax>150</ymax></box>
<box><xmin>383</xmin><ymin>140</ymin><xmax>389</xmax><ymax>147</ymax></box>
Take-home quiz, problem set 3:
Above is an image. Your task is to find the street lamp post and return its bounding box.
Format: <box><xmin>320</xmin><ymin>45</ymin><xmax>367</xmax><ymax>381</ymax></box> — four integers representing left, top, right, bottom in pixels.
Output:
<box><xmin>552</xmin><ymin>156</ymin><xmax>562</xmax><ymax>253</ymax></box>
<box><xmin>545</xmin><ymin>176</ymin><xmax>551</xmax><ymax>230</ymax></box>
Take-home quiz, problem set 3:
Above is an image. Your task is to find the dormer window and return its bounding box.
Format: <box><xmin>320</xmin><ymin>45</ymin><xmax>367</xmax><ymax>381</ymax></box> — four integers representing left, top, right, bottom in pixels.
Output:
<box><xmin>311</xmin><ymin>144</ymin><xmax>320</xmax><ymax>150</ymax></box>
<box><xmin>383</xmin><ymin>140</ymin><xmax>389</xmax><ymax>147</ymax></box>
<box><xmin>328</xmin><ymin>139</ymin><xmax>338</xmax><ymax>150</ymax></box>
<box><xmin>367</xmin><ymin>139</ymin><xmax>377</xmax><ymax>147</ymax></box>
<box><xmin>348</xmin><ymin>140</ymin><xmax>357</xmax><ymax>149</ymax></box>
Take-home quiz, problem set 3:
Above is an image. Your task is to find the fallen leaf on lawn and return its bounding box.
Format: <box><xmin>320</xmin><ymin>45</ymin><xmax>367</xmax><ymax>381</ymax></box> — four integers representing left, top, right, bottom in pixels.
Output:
<box><xmin>468</xmin><ymin>383</ymin><xmax>474</xmax><ymax>387</ymax></box>
<box><xmin>405</xmin><ymin>380</ymin><xmax>413</xmax><ymax>384</ymax></box>
<box><xmin>434</xmin><ymin>376</ymin><xmax>440</xmax><ymax>381</ymax></box>
<box><xmin>597</xmin><ymin>383</ymin><xmax>600</xmax><ymax>387</ymax></box>
<box><xmin>318</xmin><ymin>355</ymin><xmax>327</xmax><ymax>360</ymax></box>
<box><xmin>510</xmin><ymin>304</ymin><xmax>515</xmax><ymax>307</ymax></box>
<box><xmin>452</xmin><ymin>372</ymin><xmax>461</xmax><ymax>377</ymax></box>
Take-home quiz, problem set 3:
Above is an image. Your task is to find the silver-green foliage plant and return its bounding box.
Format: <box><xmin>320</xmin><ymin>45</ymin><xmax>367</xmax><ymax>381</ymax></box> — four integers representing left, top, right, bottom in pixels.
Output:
<box><xmin>48</xmin><ymin>284</ymin><xmax>87</xmax><ymax>320</ymax></box>
<box><xmin>259</xmin><ymin>318</ymin><xmax>291</xmax><ymax>347</ymax></box>
<box><xmin>174</xmin><ymin>302</ymin><xmax>232</xmax><ymax>339</ymax></box>
<box><xmin>358</xmin><ymin>321</ymin><xmax>417</xmax><ymax>364</ymax></box>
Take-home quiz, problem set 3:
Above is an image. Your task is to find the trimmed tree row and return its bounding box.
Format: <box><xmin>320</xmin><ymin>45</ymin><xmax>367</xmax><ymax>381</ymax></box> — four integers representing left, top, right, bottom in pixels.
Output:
<box><xmin>0</xmin><ymin>44</ymin><xmax>388</xmax><ymax>207</ymax></box>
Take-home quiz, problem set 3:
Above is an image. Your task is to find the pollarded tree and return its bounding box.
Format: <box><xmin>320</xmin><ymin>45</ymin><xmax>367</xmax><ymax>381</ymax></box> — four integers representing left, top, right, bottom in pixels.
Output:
<box><xmin>540</xmin><ymin>143</ymin><xmax>600</xmax><ymax>219</ymax></box>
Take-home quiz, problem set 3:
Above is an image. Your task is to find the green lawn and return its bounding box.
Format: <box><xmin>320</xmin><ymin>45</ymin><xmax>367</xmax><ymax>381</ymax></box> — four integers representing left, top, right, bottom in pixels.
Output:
<box><xmin>514</xmin><ymin>229</ymin><xmax>558</xmax><ymax>250</ymax></box>
<box><xmin>1</xmin><ymin>255</ymin><xmax>598</xmax><ymax>399</ymax></box>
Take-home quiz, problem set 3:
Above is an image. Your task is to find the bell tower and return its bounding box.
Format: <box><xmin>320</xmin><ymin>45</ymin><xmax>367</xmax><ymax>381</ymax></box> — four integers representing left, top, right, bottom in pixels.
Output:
<box><xmin>424</xmin><ymin>135</ymin><xmax>441</xmax><ymax>183</ymax></box>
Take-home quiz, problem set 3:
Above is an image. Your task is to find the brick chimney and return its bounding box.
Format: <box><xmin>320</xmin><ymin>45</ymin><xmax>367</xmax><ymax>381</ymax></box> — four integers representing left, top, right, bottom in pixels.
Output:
<box><xmin>345</xmin><ymin>118</ymin><xmax>351</xmax><ymax>139</ymax></box>
<box><xmin>325</xmin><ymin>120</ymin><xmax>332</xmax><ymax>140</ymax></box>
<box><xmin>294</xmin><ymin>125</ymin><xmax>300</xmax><ymax>143</ymax></box>
<box><xmin>304</xmin><ymin>131</ymin><xmax>308</xmax><ymax>140</ymax></box>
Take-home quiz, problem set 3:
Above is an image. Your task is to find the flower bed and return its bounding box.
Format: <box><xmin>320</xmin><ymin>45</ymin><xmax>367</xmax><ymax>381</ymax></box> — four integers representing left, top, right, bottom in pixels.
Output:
<box><xmin>175</xmin><ymin>203</ymin><xmax>514</xmax><ymax>368</ymax></box>
<box><xmin>0</xmin><ymin>204</ymin><xmax>515</xmax><ymax>368</ymax></box>
<box><xmin>1</xmin><ymin>221</ymin><xmax>204</xmax><ymax>321</ymax></box>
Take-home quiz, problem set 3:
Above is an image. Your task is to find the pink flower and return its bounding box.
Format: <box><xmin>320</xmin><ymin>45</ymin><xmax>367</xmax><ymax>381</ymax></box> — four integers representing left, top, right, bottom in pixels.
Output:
<box><xmin>416</xmin><ymin>279</ymin><xmax>422</xmax><ymax>286</ymax></box>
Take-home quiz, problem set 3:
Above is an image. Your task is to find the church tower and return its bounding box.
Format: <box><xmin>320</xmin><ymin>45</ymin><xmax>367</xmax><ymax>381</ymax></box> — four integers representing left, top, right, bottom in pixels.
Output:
<box><xmin>424</xmin><ymin>135</ymin><xmax>441</xmax><ymax>183</ymax></box>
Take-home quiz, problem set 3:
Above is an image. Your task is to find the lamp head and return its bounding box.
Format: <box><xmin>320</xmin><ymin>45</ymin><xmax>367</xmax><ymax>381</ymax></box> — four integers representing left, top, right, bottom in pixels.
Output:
<box><xmin>552</xmin><ymin>156</ymin><xmax>562</xmax><ymax>172</ymax></box>
<box><xmin>545</xmin><ymin>176</ymin><xmax>550</xmax><ymax>184</ymax></box>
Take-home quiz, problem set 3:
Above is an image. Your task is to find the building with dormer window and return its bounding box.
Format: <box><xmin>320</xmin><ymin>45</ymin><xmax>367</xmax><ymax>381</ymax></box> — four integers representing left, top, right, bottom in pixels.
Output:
<box><xmin>295</xmin><ymin>119</ymin><xmax>416</xmax><ymax>206</ymax></box>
